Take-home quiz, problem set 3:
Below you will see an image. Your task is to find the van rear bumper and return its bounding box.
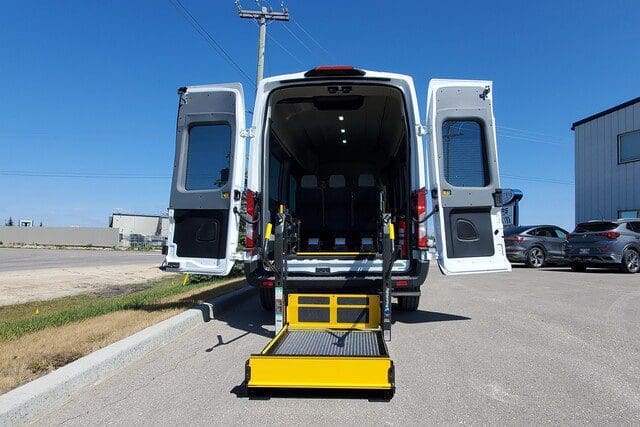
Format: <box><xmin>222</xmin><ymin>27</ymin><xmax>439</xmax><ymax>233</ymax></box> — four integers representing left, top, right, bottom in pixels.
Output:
<box><xmin>245</xmin><ymin>259</ymin><xmax>429</xmax><ymax>294</ymax></box>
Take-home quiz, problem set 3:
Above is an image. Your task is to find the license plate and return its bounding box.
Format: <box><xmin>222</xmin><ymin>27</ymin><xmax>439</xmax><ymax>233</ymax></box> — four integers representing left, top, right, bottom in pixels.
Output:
<box><xmin>579</xmin><ymin>248</ymin><xmax>590</xmax><ymax>254</ymax></box>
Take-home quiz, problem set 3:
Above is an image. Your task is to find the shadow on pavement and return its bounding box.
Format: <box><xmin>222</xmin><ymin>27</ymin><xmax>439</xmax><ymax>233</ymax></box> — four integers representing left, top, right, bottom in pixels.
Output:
<box><xmin>393</xmin><ymin>309</ymin><xmax>470</xmax><ymax>324</ymax></box>
<box><xmin>230</xmin><ymin>382</ymin><xmax>393</xmax><ymax>402</ymax></box>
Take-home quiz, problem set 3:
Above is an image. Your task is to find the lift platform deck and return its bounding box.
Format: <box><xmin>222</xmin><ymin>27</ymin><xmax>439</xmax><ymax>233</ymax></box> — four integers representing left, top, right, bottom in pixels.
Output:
<box><xmin>245</xmin><ymin>209</ymin><xmax>395</xmax><ymax>396</ymax></box>
<box><xmin>246</xmin><ymin>294</ymin><xmax>394</xmax><ymax>393</ymax></box>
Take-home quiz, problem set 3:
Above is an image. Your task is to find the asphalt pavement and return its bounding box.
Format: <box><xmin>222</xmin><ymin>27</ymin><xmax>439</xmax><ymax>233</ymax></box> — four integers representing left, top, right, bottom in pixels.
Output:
<box><xmin>0</xmin><ymin>248</ymin><xmax>162</xmax><ymax>272</ymax></box>
<box><xmin>31</xmin><ymin>266</ymin><xmax>640</xmax><ymax>424</ymax></box>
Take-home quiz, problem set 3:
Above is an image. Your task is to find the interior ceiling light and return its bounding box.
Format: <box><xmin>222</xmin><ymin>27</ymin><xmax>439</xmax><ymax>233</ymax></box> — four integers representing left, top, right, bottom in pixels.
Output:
<box><xmin>338</xmin><ymin>115</ymin><xmax>344</xmax><ymax>121</ymax></box>
<box><xmin>342</xmin><ymin>139</ymin><xmax>347</xmax><ymax>144</ymax></box>
<box><xmin>340</xmin><ymin>128</ymin><xmax>346</xmax><ymax>133</ymax></box>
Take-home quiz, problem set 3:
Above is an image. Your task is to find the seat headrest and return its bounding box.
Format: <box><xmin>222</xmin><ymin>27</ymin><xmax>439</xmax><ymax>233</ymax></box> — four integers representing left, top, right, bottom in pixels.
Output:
<box><xmin>328</xmin><ymin>175</ymin><xmax>346</xmax><ymax>188</ymax></box>
<box><xmin>300</xmin><ymin>175</ymin><xmax>318</xmax><ymax>188</ymax></box>
<box><xmin>357</xmin><ymin>174</ymin><xmax>375</xmax><ymax>187</ymax></box>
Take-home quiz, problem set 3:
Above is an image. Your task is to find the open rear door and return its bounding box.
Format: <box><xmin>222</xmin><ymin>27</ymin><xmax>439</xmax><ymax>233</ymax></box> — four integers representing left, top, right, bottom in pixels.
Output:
<box><xmin>164</xmin><ymin>83</ymin><xmax>246</xmax><ymax>275</ymax></box>
<box><xmin>426</xmin><ymin>79</ymin><xmax>511</xmax><ymax>275</ymax></box>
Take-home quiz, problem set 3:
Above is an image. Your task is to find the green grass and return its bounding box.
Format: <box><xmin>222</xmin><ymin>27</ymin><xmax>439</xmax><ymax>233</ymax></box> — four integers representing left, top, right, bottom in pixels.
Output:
<box><xmin>0</xmin><ymin>274</ymin><xmax>239</xmax><ymax>342</ymax></box>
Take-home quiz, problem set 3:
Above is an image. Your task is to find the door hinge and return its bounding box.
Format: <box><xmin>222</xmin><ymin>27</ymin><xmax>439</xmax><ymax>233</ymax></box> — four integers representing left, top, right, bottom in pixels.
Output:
<box><xmin>416</xmin><ymin>124</ymin><xmax>428</xmax><ymax>136</ymax></box>
<box><xmin>231</xmin><ymin>252</ymin><xmax>248</xmax><ymax>261</ymax></box>
<box><xmin>240</xmin><ymin>127</ymin><xmax>255</xmax><ymax>138</ymax></box>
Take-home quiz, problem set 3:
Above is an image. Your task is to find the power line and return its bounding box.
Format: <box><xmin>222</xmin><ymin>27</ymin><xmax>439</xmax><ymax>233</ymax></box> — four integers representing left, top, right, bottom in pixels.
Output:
<box><xmin>266</xmin><ymin>31</ymin><xmax>305</xmax><ymax>66</ymax></box>
<box><xmin>280</xmin><ymin>21</ymin><xmax>314</xmax><ymax>54</ymax></box>
<box><xmin>0</xmin><ymin>170</ymin><xmax>170</xmax><ymax>179</ymax></box>
<box><xmin>292</xmin><ymin>19</ymin><xmax>335</xmax><ymax>61</ymax></box>
<box><xmin>501</xmin><ymin>173</ymin><xmax>574</xmax><ymax>186</ymax></box>
<box><xmin>497</xmin><ymin>125</ymin><xmax>569</xmax><ymax>142</ymax></box>
<box><xmin>170</xmin><ymin>0</ymin><xmax>255</xmax><ymax>88</ymax></box>
<box><xmin>497</xmin><ymin>133</ymin><xmax>569</xmax><ymax>146</ymax></box>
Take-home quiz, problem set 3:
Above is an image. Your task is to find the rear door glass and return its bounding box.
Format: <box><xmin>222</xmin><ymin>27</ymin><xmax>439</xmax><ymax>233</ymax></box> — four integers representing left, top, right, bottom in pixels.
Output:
<box><xmin>574</xmin><ymin>222</ymin><xmax>617</xmax><ymax>232</ymax></box>
<box><xmin>442</xmin><ymin>120</ymin><xmax>489</xmax><ymax>187</ymax></box>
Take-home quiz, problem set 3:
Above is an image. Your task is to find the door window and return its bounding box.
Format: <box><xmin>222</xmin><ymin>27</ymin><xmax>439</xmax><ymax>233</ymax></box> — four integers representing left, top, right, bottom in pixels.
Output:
<box><xmin>553</xmin><ymin>228</ymin><xmax>567</xmax><ymax>239</ymax></box>
<box><xmin>442</xmin><ymin>120</ymin><xmax>489</xmax><ymax>187</ymax></box>
<box><xmin>185</xmin><ymin>124</ymin><xmax>231</xmax><ymax>190</ymax></box>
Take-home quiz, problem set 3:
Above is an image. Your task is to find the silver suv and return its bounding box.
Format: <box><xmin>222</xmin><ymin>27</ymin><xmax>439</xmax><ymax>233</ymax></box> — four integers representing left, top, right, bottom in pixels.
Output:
<box><xmin>565</xmin><ymin>219</ymin><xmax>640</xmax><ymax>273</ymax></box>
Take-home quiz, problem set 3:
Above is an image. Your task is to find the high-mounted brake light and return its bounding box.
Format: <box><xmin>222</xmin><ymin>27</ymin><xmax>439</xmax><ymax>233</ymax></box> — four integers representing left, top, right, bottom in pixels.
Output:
<box><xmin>596</xmin><ymin>231</ymin><xmax>620</xmax><ymax>239</ymax></box>
<box><xmin>414</xmin><ymin>188</ymin><xmax>428</xmax><ymax>249</ymax></box>
<box><xmin>304</xmin><ymin>65</ymin><xmax>366</xmax><ymax>78</ymax></box>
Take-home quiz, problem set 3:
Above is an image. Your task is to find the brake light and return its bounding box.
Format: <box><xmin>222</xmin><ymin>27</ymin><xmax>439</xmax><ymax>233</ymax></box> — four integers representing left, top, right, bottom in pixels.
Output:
<box><xmin>414</xmin><ymin>187</ymin><xmax>428</xmax><ymax>249</ymax></box>
<box><xmin>396</xmin><ymin>280</ymin><xmax>409</xmax><ymax>287</ymax></box>
<box><xmin>596</xmin><ymin>231</ymin><xmax>620</xmax><ymax>239</ymax></box>
<box><xmin>398</xmin><ymin>220</ymin><xmax>407</xmax><ymax>257</ymax></box>
<box><xmin>504</xmin><ymin>235</ymin><xmax>524</xmax><ymax>243</ymax></box>
<box><xmin>245</xmin><ymin>189</ymin><xmax>257</xmax><ymax>248</ymax></box>
<box><xmin>304</xmin><ymin>65</ymin><xmax>366</xmax><ymax>77</ymax></box>
<box><xmin>261</xmin><ymin>279</ymin><xmax>274</xmax><ymax>287</ymax></box>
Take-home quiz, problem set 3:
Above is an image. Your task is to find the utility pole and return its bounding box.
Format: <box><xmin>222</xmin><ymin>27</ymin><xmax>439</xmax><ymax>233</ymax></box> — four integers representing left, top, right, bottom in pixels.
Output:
<box><xmin>235</xmin><ymin>1</ymin><xmax>290</xmax><ymax>88</ymax></box>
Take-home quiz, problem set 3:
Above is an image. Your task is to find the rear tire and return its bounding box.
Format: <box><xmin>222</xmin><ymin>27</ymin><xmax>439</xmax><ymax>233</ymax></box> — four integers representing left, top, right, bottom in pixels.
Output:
<box><xmin>571</xmin><ymin>263</ymin><xmax>586</xmax><ymax>272</ymax></box>
<box><xmin>397</xmin><ymin>295</ymin><xmax>420</xmax><ymax>311</ymax></box>
<box><xmin>525</xmin><ymin>247</ymin><xmax>546</xmax><ymax>268</ymax></box>
<box><xmin>620</xmin><ymin>248</ymin><xmax>640</xmax><ymax>274</ymax></box>
<box><xmin>259</xmin><ymin>287</ymin><xmax>275</xmax><ymax>311</ymax></box>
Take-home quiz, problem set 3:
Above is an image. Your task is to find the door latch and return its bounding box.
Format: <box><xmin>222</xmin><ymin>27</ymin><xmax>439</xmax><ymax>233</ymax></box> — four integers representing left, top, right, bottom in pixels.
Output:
<box><xmin>416</xmin><ymin>124</ymin><xmax>428</xmax><ymax>136</ymax></box>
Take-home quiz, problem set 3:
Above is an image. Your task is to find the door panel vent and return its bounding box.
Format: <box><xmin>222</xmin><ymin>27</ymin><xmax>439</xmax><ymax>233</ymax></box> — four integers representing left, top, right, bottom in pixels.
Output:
<box><xmin>456</xmin><ymin>219</ymin><xmax>479</xmax><ymax>241</ymax></box>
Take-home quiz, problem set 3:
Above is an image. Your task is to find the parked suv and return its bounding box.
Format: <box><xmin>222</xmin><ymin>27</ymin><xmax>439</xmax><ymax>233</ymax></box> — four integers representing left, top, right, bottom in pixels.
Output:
<box><xmin>565</xmin><ymin>219</ymin><xmax>640</xmax><ymax>273</ymax></box>
<box><xmin>504</xmin><ymin>225</ymin><xmax>569</xmax><ymax>268</ymax></box>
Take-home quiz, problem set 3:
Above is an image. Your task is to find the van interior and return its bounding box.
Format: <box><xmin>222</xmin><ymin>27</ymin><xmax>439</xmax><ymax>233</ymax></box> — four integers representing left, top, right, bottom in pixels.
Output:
<box><xmin>265</xmin><ymin>84</ymin><xmax>411</xmax><ymax>257</ymax></box>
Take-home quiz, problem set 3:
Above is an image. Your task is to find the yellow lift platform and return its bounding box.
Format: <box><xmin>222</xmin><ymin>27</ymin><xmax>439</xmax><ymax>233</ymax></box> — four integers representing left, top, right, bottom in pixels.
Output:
<box><xmin>245</xmin><ymin>208</ymin><xmax>396</xmax><ymax>397</ymax></box>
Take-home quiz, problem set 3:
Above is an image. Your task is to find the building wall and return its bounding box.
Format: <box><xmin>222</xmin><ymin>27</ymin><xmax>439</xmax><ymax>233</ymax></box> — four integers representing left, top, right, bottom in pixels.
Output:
<box><xmin>111</xmin><ymin>215</ymin><xmax>169</xmax><ymax>237</ymax></box>
<box><xmin>574</xmin><ymin>102</ymin><xmax>640</xmax><ymax>223</ymax></box>
<box><xmin>0</xmin><ymin>227</ymin><xmax>119</xmax><ymax>247</ymax></box>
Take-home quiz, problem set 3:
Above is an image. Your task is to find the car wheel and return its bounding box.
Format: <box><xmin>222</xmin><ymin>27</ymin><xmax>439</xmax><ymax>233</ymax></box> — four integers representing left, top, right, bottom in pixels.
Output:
<box><xmin>397</xmin><ymin>295</ymin><xmax>420</xmax><ymax>311</ymax></box>
<box><xmin>571</xmin><ymin>263</ymin><xmax>586</xmax><ymax>272</ymax></box>
<box><xmin>621</xmin><ymin>248</ymin><xmax>640</xmax><ymax>274</ymax></box>
<box><xmin>259</xmin><ymin>287</ymin><xmax>275</xmax><ymax>310</ymax></box>
<box><xmin>525</xmin><ymin>247</ymin><xmax>545</xmax><ymax>268</ymax></box>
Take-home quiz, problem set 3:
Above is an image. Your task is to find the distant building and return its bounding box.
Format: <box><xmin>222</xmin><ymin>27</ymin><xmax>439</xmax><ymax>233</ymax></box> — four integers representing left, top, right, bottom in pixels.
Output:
<box><xmin>19</xmin><ymin>219</ymin><xmax>33</xmax><ymax>227</ymax></box>
<box><xmin>572</xmin><ymin>97</ymin><xmax>640</xmax><ymax>223</ymax></box>
<box><xmin>109</xmin><ymin>213</ymin><xmax>169</xmax><ymax>247</ymax></box>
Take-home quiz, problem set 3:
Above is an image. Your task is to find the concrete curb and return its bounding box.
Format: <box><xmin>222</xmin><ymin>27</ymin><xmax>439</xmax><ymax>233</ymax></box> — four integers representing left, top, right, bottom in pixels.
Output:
<box><xmin>0</xmin><ymin>281</ymin><xmax>252</xmax><ymax>426</ymax></box>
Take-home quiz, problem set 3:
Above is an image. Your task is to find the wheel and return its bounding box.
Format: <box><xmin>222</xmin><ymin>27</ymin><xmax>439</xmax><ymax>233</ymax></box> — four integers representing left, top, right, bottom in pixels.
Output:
<box><xmin>525</xmin><ymin>247</ymin><xmax>546</xmax><ymax>268</ymax></box>
<box><xmin>259</xmin><ymin>287</ymin><xmax>275</xmax><ymax>311</ymax></box>
<box><xmin>397</xmin><ymin>295</ymin><xmax>420</xmax><ymax>311</ymax></box>
<box><xmin>620</xmin><ymin>248</ymin><xmax>640</xmax><ymax>274</ymax></box>
<box><xmin>571</xmin><ymin>263</ymin><xmax>586</xmax><ymax>272</ymax></box>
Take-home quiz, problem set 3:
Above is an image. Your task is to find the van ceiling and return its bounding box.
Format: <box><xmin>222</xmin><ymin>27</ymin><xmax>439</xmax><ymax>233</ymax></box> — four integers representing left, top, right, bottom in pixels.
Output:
<box><xmin>269</xmin><ymin>84</ymin><xmax>407</xmax><ymax>171</ymax></box>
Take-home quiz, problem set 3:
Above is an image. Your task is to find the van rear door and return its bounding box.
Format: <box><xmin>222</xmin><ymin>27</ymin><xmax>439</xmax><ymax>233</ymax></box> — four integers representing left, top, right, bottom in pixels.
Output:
<box><xmin>425</xmin><ymin>79</ymin><xmax>511</xmax><ymax>275</ymax></box>
<box><xmin>164</xmin><ymin>83</ymin><xmax>246</xmax><ymax>276</ymax></box>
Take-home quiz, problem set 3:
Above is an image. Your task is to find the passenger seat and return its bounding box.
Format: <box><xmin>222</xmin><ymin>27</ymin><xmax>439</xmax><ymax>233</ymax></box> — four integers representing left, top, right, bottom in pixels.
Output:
<box><xmin>296</xmin><ymin>175</ymin><xmax>324</xmax><ymax>248</ymax></box>
<box><xmin>353</xmin><ymin>174</ymin><xmax>379</xmax><ymax>237</ymax></box>
<box><xmin>325</xmin><ymin>175</ymin><xmax>351</xmax><ymax>248</ymax></box>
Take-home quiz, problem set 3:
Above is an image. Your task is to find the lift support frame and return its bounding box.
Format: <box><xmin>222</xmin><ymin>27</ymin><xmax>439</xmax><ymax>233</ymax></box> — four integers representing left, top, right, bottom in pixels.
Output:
<box><xmin>245</xmin><ymin>209</ymin><xmax>396</xmax><ymax>396</ymax></box>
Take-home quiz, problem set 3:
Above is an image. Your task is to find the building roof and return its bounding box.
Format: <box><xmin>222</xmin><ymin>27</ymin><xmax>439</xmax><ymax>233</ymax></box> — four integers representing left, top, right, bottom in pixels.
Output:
<box><xmin>571</xmin><ymin>96</ymin><xmax>640</xmax><ymax>130</ymax></box>
<box><xmin>111</xmin><ymin>213</ymin><xmax>168</xmax><ymax>219</ymax></box>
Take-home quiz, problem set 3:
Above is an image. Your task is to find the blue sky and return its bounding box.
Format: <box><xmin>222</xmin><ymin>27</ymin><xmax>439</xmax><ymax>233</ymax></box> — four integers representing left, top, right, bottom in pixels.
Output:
<box><xmin>1</xmin><ymin>0</ymin><xmax>638</xmax><ymax>229</ymax></box>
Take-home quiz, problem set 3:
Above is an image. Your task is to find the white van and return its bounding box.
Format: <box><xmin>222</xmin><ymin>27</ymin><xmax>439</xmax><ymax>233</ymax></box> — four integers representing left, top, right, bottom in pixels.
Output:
<box><xmin>161</xmin><ymin>66</ymin><xmax>511</xmax><ymax>310</ymax></box>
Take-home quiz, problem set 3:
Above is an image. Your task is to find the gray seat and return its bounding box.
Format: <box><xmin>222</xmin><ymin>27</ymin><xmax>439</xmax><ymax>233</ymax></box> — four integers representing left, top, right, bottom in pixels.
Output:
<box><xmin>325</xmin><ymin>175</ymin><xmax>351</xmax><ymax>233</ymax></box>
<box><xmin>296</xmin><ymin>175</ymin><xmax>324</xmax><ymax>235</ymax></box>
<box><xmin>353</xmin><ymin>174</ymin><xmax>378</xmax><ymax>233</ymax></box>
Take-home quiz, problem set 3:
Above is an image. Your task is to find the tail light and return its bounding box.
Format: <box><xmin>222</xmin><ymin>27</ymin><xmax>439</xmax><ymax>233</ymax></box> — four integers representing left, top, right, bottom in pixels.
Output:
<box><xmin>397</xmin><ymin>220</ymin><xmax>407</xmax><ymax>257</ymax></box>
<box><xmin>413</xmin><ymin>187</ymin><xmax>428</xmax><ymax>249</ymax></box>
<box><xmin>596</xmin><ymin>231</ymin><xmax>620</xmax><ymax>239</ymax></box>
<box><xmin>504</xmin><ymin>235</ymin><xmax>524</xmax><ymax>243</ymax></box>
<box><xmin>261</xmin><ymin>279</ymin><xmax>274</xmax><ymax>287</ymax></box>
<box><xmin>245</xmin><ymin>189</ymin><xmax>258</xmax><ymax>248</ymax></box>
<box><xmin>395</xmin><ymin>280</ymin><xmax>408</xmax><ymax>287</ymax></box>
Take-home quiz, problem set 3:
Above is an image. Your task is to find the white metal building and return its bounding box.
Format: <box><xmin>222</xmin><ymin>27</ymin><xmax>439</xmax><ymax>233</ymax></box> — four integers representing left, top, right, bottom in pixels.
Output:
<box><xmin>109</xmin><ymin>213</ymin><xmax>169</xmax><ymax>247</ymax></box>
<box><xmin>572</xmin><ymin>97</ymin><xmax>640</xmax><ymax>223</ymax></box>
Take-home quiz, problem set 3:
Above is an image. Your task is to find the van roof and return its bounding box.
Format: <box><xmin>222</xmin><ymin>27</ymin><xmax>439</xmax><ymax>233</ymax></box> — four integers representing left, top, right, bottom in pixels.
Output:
<box><xmin>259</xmin><ymin>67</ymin><xmax>414</xmax><ymax>87</ymax></box>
